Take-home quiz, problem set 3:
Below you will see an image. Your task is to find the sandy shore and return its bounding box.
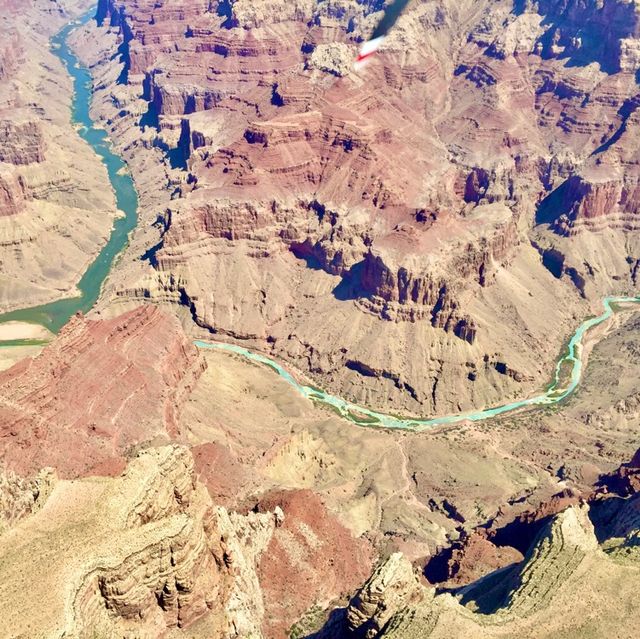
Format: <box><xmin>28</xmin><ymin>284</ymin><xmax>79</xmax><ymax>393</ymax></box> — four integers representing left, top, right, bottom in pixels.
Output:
<box><xmin>0</xmin><ymin>321</ymin><xmax>53</xmax><ymax>341</ymax></box>
<box><xmin>0</xmin><ymin>345</ymin><xmax>44</xmax><ymax>372</ymax></box>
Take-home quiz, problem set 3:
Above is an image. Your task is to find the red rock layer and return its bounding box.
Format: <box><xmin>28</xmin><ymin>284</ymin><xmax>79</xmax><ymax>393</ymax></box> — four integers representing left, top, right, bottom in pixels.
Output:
<box><xmin>426</xmin><ymin>529</ymin><xmax>524</xmax><ymax>588</ymax></box>
<box><xmin>93</xmin><ymin>0</ymin><xmax>528</xmax><ymax>336</ymax></box>
<box><xmin>0</xmin><ymin>306</ymin><xmax>205</xmax><ymax>478</ymax></box>
<box><xmin>254</xmin><ymin>489</ymin><xmax>374</xmax><ymax>639</ymax></box>
<box><xmin>0</xmin><ymin>171</ymin><xmax>29</xmax><ymax>217</ymax></box>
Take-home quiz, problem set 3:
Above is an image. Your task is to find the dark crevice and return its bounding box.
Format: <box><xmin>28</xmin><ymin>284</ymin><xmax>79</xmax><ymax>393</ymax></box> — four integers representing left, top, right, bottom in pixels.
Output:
<box><xmin>271</xmin><ymin>83</ymin><xmax>284</xmax><ymax>107</ymax></box>
<box><xmin>535</xmin><ymin>181</ymin><xmax>569</xmax><ymax>226</ymax></box>
<box><xmin>592</xmin><ymin>94</ymin><xmax>640</xmax><ymax>155</ymax></box>
<box><xmin>541</xmin><ymin>247</ymin><xmax>565</xmax><ymax>279</ymax></box>
<box><xmin>217</xmin><ymin>0</ymin><xmax>239</xmax><ymax>29</ymax></box>
<box><xmin>345</xmin><ymin>359</ymin><xmax>420</xmax><ymax>402</ymax></box>
<box><xmin>140</xmin><ymin>241</ymin><xmax>163</xmax><ymax>267</ymax></box>
<box><xmin>139</xmin><ymin>101</ymin><xmax>159</xmax><ymax>130</ymax></box>
<box><xmin>332</xmin><ymin>261</ymin><xmax>368</xmax><ymax>302</ymax></box>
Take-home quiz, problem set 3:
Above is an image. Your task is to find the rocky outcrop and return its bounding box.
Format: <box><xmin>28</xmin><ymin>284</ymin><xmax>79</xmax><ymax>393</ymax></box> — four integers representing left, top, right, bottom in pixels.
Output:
<box><xmin>529</xmin><ymin>0</ymin><xmax>640</xmax><ymax>73</ymax></box>
<box><xmin>486</xmin><ymin>487</ymin><xmax>582</xmax><ymax>553</ymax></box>
<box><xmin>324</xmin><ymin>503</ymin><xmax>638</xmax><ymax>638</ymax></box>
<box><xmin>0</xmin><ymin>445</ymin><xmax>280</xmax><ymax>638</ymax></box>
<box><xmin>423</xmin><ymin>438</ymin><xmax>640</xmax><ymax>594</ymax></box>
<box><xmin>0</xmin><ymin>306</ymin><xmax>205</xmax><ymax>478</ymax></box>
<box><xmin>505</xmin><ymin>505</ymin><xmax>599</xmax><ymax>618</ymax></box>
<box><xmin>549</xmin><ymin>170</ymin><xmax>640</xmax><ymax>234</ymax></box>
<box><xmin>0</xmin><ymin>467</ymin><xmax>56</xmax><ymax>534</ymax></box>
<box><xmin>354</xmin><ymin>251</ymin><xmax>478</xmax><ymax>340</ymax></box>
<box><xmin>0</xmin><ymin>119</ymin><xmax>46</xmax><ymax>165</ymax></box>
<box><xmin>424</xmin><ymin>486</ymin><xmax>580</xmax><ymax>588</ymax></box>
<box><xmin>346</xmin><ymin>552</ymin><xmax>427</xmax><ymax>638</ymax></box>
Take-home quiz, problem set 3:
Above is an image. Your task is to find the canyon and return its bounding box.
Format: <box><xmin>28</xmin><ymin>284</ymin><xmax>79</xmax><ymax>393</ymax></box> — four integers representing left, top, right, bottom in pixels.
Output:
<box><xmin>68</xmin><ymin>0</ymin><xmax>640</xmax><ymax>417</ymax></box>
<box><xmin>0</xmin><ymin>0</ymin><xmax>639</xmax><ymax>637</ymax></box>
<box><xmin>0</xmin><ymin>0</ymin><xmax>118</xmax><ymax>320</ymax></box>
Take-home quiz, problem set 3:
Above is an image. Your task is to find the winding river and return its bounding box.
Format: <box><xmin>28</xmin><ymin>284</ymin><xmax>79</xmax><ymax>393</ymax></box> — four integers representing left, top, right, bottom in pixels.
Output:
<box><xmin>0</xmin><ymin>13</ymin><xmax>638</xmax><ymax>431</ymax></box>
<box><xmin>0</xmin><ymin>11</ymin><xmax>138</xmax><ymax>336</ymax></box>
<box><xmin>196</xmin><ymin>295</ymin><xmax>640</xmax><ymax>431</ymax></box>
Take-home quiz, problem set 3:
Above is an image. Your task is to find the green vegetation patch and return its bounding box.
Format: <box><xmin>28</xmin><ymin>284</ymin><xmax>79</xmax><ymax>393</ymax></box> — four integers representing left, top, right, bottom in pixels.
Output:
<box><xmin>261</xmin><ymin>360</ymin><xmax>282</xmax><ymax>375</ymax></box>
<box><xmin>0</xmin><ymin>339</ymin><xmax>50</xmax><ymax>348</ymax></box>
<box><xmin>289</xmin><ymin>604</ymin><xmax>333</xmax><ymax>638</ymax></box>
<box><xmin>346</xmin><ymin>410</ymin><xmax>381</xmax><ymax>425</ymax></box>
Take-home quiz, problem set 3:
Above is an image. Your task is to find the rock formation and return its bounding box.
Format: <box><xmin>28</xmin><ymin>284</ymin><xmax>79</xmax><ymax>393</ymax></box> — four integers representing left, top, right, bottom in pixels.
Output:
<box><xmin>67</xmin><ymin>0</ymin><xmax>640</xmax><ymax>416</ymax></box>
<box><xmin>0</xmin><ymin>171</ymin><xmax>29</xmax><ymax>217</ymax></box>
<box><xmin>0</xmin><ymin>305</ymin><xmax>205</xmax><ymax>477</ymax></box>
<box><xmin>1</xmin><ymin>1</ymin><xmax>640</xmax><ymax>637</ymax></box>
<box><xmin>335</xmin><ymin>503</ymin><xmax>640</xmax><ymax>638</ymax></box>
<box><xmin>0</xmin><ymin>445</ymin><xmax>280</xmax><ymax>638</ymax></box>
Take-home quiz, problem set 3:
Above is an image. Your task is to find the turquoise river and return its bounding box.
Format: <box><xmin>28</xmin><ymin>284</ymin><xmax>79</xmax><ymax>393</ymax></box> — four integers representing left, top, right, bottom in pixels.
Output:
<box><xmin>0</xmin><ymin>13</ymin><xmax>638</xmax><ymax>431</ymax></box>
<box><xmin>0</xmin><ymin>10</ymin><xmax>138</xmax><ymax>335</ymax></box>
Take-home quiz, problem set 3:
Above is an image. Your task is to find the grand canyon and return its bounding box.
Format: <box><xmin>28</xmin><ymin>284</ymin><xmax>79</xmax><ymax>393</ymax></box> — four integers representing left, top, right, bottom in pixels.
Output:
<box><xmin>0</xmin><ymin>0</ymin><xmax>639</xmax><ymax>637</ymax></box>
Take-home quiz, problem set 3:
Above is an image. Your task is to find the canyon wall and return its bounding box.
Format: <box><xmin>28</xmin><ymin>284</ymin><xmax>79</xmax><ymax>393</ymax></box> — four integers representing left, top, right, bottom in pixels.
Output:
<box><xmin>67</xmin><ymin>0</ymin><xmax>640</xmax><ymax>415</ymax></box>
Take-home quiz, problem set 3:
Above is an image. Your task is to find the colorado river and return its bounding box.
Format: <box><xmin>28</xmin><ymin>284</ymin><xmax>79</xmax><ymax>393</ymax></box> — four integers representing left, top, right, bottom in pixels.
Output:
<box><xmin>196</xmin><ymin>295</ymin><xmax>640</xmax><ymax>431</ymax></box>
<box><xmin>0</xmin><ymin>13</ymin><xmax>638</xmax><ymax>432</ymax></box>
<box><xmin>0</xmin><ymin>10</ymin><xmax>138</xmax><ymax>336</ymax></box>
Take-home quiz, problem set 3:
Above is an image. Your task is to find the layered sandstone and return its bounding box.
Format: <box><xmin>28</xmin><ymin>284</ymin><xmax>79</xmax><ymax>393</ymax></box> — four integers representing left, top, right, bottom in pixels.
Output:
<box><xmin>0</xmin><ymin>119</ymin><xmax>46</xmax><ymax>166</ymax></box>
<box><xmin>0</xmin><ymin>171</ymin><xmax>29</xmax><ymax>217</ymax></box>
<box><xmin>1</xmin><ymin>3</ymin><xmax>640</xmax><ymax>636</ymax></box>
<box><xmin>0</xmin><ymin>305</ymin><xmax>205</xmax><ymax>477</ymax></box>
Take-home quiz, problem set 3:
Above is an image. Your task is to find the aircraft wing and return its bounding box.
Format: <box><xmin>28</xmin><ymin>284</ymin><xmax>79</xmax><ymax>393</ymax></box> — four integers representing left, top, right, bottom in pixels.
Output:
<box><xmin>355</xmin><ymin>0</ymin><xmax>412</xmax><ymax>69</ymax></box>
